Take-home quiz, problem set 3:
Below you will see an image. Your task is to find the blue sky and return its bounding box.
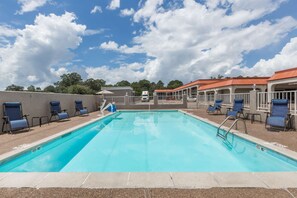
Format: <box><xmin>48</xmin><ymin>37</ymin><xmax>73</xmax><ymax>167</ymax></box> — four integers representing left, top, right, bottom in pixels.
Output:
<box><xmin>0</xmin><ymin>0</ymin><xmax>297</xmax><ymax>89</ymax></box>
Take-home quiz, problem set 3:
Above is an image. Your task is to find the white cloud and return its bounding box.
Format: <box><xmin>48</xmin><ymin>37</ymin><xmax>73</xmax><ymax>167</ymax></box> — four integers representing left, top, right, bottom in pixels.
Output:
<box><xmin>16</xmin><ymin>0</ymin><xmax>48</xmax><ymax>14</ymax></box>
<box><xmin>27</xmin><ymin>75</ymin><xmax>38</xmax><ymax>82</ymax></box>
<box><xmin>50</xmin><ymin>67</ymin><xmax>69</xmax><ymax>77</ymax></box>
<box><xmin>85</xmin><ymin>62</ymin><xmax>147</xmax><ymax>84</ymax></box>
<box><xmin>97</xmin><ymin>0</ymin><xmax>297</xmax><ymax>83</ymax></box>
<box><xmin>120</xmin><ymin>8</ymin><xmax>135</xmax><ymax>17</ymax></box>
<box><xmin>241</xmin><ymin>37</ymin><xmax>297</xmax><ymax>76</ymax></box>
<box><xmin>100</xmin><ymin>41</ymin><xmax>144</xmax><ymax>54</ymax></box>
<box><xmin>107</xmin><ymin>0</ymin><xmax>120</xmax><ymax>10</ymax></box>
<box><xmin>84</xmin><ymin>29</ymin><xmax>105</xmax><ymax>36</ymax></box>
<box><xmin>90</xmin><ymin>5</ymin><xmax>102</xmax><ymax>14</ymax></box>
<box><xmin>0</xmin><ymin>12</ymin><xmax>85</xmax><ymax>89</ymax></box>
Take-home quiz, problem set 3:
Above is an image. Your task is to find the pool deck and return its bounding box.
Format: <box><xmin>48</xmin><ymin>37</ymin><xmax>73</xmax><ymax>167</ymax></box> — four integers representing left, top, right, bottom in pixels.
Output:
<box><xmin>0</xmin><ymin>110</ymin><xmax>297</xmax><ymax>197</ymax></box>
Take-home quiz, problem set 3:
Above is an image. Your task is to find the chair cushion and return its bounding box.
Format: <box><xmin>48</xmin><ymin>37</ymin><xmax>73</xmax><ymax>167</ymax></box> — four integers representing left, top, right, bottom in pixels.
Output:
<box><xmin>227</xmin><ymin>111</ymin><xmax>238</xmax><ymax>118</ymax></box>
<box><xmin>207</xmin><ymin>106</ymin><xmax>216</xmax><ymax>112</ymax></box>
<box><xmin>58</xmin><ymin>112</ymin><xmax>69</xmax><ymax>120</ymax></box>
<box><xmin>79</xmin><ymin>109</ymin><xmax>88</xmax><ymax>115</ymax></box>
<box><xmin>10</xmin><ymin>119</ymin><xmax>28</xmax><ymax>130</ymax></box>
<box><xmin>267</xmin><ymin>116</ymin><xmax>286</xmax><ymax>127</ymax></box>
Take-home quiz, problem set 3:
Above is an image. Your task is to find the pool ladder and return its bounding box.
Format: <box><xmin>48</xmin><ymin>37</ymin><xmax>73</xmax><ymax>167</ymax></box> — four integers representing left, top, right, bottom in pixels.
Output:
<box><xmin>216</xmin><ymin>116</ymin><xmax>247</xmax><ymax>140</ymax></box>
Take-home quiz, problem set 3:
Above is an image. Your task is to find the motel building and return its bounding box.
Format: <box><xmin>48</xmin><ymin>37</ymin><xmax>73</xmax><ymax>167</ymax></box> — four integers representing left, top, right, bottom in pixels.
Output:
<box><xmin>154</xmin><ymin>67</ymin><xmax>297</xmax><ymax>115</ymax></box>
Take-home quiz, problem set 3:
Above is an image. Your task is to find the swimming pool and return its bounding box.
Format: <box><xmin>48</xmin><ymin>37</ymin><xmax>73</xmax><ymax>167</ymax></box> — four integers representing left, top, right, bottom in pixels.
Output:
<box><xmin>0</xmin><ymin>110</ymin><xmax>297</xmax><ymax>172</ymax></box>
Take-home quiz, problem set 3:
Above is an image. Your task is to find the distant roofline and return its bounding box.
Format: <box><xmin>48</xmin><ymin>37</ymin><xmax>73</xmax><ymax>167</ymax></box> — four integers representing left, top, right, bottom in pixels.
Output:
<box><xmin>198</xmin><ymin>77</ymin><xmax>269</xmax><ymax>91</ymax></box>
<box><xmin>268</xmin><ymin>67</ymin><xmax>297</xmax><ymax>81</ymax></box>
<box><xmin>274</xmin><ymin>67</ymin><xmax>297</xmax><ymax>74</ymax></box>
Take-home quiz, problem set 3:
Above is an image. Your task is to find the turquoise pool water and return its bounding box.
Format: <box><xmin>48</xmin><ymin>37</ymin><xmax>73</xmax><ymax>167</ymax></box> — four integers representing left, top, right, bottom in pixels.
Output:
<box><xmin>1</xmin><ymin>110</ymin><xmax>297</xmax><ymax>172</ymax></box>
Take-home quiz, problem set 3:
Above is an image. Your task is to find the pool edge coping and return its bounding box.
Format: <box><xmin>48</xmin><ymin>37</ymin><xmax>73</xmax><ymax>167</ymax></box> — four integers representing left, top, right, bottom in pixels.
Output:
<box><xmin>179</xmin><ymin>110</ymin><xmax>297</xmax><ymax>162</ymax></box>
<box><xmin>0</xmin><ymin>110</ymin><xmax>296</xmax><ymax>189</ymax></box>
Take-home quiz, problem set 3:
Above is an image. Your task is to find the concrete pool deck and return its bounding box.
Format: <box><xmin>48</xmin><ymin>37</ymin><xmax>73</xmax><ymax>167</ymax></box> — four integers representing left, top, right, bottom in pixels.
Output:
<box><xmin>0</xmin><ymin>110</ymin><xmax>297</xmax><ymax>197</ymax></box>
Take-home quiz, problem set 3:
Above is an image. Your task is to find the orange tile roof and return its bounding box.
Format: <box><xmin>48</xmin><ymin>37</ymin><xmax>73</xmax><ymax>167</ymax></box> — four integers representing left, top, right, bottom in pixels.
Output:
<box><xmin>173</xmin><ymin>79</ymin><xmax>222</xmax><ymax>91</ymax></box>
<box><xmin>268</xmin><ymin>67</ymin><xmax>297</xmax><ymax>81</ymax></box>
<box><xmin>154</xmin><ymin>89</ymin><xmax>174</xmax><ymax>93</ymax></box>
<box><xmin>198</xmin><ymin>77</ymin><xmax>269</xmax><ymax>91</ymax></box>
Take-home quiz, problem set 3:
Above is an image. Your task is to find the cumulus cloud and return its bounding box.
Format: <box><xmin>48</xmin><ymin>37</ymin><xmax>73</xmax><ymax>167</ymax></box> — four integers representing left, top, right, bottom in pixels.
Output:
<box><xmin>120</xmin><ymin>8</ymin><xmax>135</xmax><ymax>17</ymax></box>
<box><xmin>100</xmin><ymin>41</ymin><xmax>144</xmax><ymax>54</ymax></box>
<box><xmin>90</xmin><ymin>5</ymin><xmax>102</xmax><ymax>14</ymax></box>
<box><xmin>16</xmin><ymin>0</ymin><xmax>48</xmax><ymax>14</ymax></box>
<box><xmin>107</xmin><ymin>0</ymin><xmax>120</xmax><ymax>10</ymax></box>
<box><xmin>85</xmin><ymin>62</ymin><xmax>148</xmax><ymax>84</ymax></box>
<box><xmin>0</xmin><ymin>12</ymin><xmax>85</xmax><ymax>89</ymax></box>
<box><xmin>97</xmin><ymin>0</ymin><xmax>297</xmax><ymax>84</ymax></box>
<box><xmin>241</xmin><ymin>37</ymin><xmax>297</xmax><ymax>76</ymax></box>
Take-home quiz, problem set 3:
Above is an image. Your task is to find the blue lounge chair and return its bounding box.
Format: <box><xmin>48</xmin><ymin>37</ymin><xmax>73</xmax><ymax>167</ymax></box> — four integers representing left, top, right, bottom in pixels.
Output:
<box><xmin>207</xmin><ymin>99</ymin><xmax>223</xmax><ymax>114</ymax></box>
<box><xmin>74</xmin><ymin>100</ymin><xmax>88</xmax><ymax>116</ymax></box>
<box><xmin>265</xmin><ymin>99</ymin><xmax>291</xmax><ymax>130</ymax></box>
<box><xmin>49</xmin><ymin>101</ymin><xmax>69</xmax><ymax>121</ymax></box>
<box><xmin>226</xmin><ymin>99</ymin><xmax>244</xmax><ymax>118</ymax></box>
<box><xmin>2</xmin><ymin>102</ymin><xmax>30</xmax><ymax>133</ymax></box>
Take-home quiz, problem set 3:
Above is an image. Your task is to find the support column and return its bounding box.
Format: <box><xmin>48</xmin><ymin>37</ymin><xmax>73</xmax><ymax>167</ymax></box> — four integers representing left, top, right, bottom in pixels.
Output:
<box><xmin>153</xmin><ymin>93</ymin><xmax>158</xmax><ymax>105</ymax></box>
<box><xmin>249</xmin><ymin>90</ymin><xmax>257</xmax><ymax>113</ymax></box>
<box><xmin>183</xmin><ymin>94</ymin><xmax>187</xmax><ymax>108</ymax></box>
<box><xmin>124</xmin><ymin>94</ymin><xmax>129</xmax><ymax>106</ymax></box>
<box><xmin>229</xmin><ymin>87</ymin><xmax>235</xmax><ymax>104</ymax></box>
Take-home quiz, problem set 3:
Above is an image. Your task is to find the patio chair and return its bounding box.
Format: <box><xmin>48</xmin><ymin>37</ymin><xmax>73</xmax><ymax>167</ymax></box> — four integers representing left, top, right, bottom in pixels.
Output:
<box><xmin>265</xmin><ymin>99</ymin><xmax>292</xmax><ymax>131</ymax></box>
<box><xmin>207</xmin><ymin>99</ymin><xmax>223</xmax><ymax>114</ymax></box>
<box><xmin>226</xmin><ymin>99</ymin><xmax>244</xmax><ymax>118</ymax></box>
<box><xmin>2</xmin><ymin>102</ymin><xmax>30</xmax><ymax>133</ymax></box>
<box><xmin>74</xmin><ymin>100</ymin><xmax>88</xmax><ymax>116</ymax></box>
<box><xmin>49</xmin><ymin>101</ymin><xmax>69</xmax><ymax>121</ymax></box>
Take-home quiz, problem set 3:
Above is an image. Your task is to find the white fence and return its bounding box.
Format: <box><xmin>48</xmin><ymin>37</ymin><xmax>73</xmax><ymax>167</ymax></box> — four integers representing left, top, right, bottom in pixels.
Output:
<box><xmin>233</xmin><ymin>93</ymin><xmax>250</xmax><ymax>108</ymax></box>
<box><xmin>197</xmin><ymin>93</ymin><xmax>250</xmax><ymax>108</ymax></box>
<box><xmin>157</xmin><ymin>96</ymin><xmax>183</xmax><ymax>104</ymax></box>
<box><xmin>257</xmin><ymin>91</ymin><xmax>297</xmax><ymax>115</ymax></box>
<box><xmin>104</xmin><ymin>96</ymin><xmax>125</xmax><ymax>105</ymax></box>
<box><xmin>128</xmin><ymin>96</ymin><xmax>154</xmax><ymax>105</ymax></box>
<box><xmin>217</xmin><ymin>94</ymin><xmax>231</xmax><ymax>105</ymax></box>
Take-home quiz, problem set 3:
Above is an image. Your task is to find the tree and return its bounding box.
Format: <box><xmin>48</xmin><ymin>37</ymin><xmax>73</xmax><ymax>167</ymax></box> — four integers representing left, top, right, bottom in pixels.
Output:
<box><xmin>115</xmin><ymin>80</ymin><xmax>130</xmax><ymax>87</ymax></box>
<box><xmin>131</xmin><ymin>82</ymin><xmax>141</xmax><ymax>96</ymax></box>
<box><xmin>67</xmin><ymin>85</ymin><xmax>93</xmax><ymax>94</ymax></box>
<box><xmin>210</xmin><ymin>74</ymin><xmax>224</xmax><ymax>79</ymax></box>
<box><xmin>59</xmin><ymin>72</ymin><xmax>82</xmax><ymax>87</ymax></box>
<box><xmin>44</xmin><ymin>85</ymin><xmax>56</xmax><ymax>93</ymax></box>
<box><xmin>5</xmin><ymin>84</ymin><xmax>24</xmax><ymax>91</ymax></box>
<box><xmin>27</xmin><ymin>85</ymin><xmax>35</xmax><ymax>92</ymax></box>
<box><xmin>156</xmin><ymin>80</ymin><xmax>164</xmax><ymax>89</ymax></box>
<box><xmin>35</xmin><ymin>87</ymin><xmax>42</xmax><ymax>91</ymax></box>
<box><xmin>167</xmin><ymin>80</ymin><xmax>183</xmax><ymax>89</ymax></box>
<box><xmin>138</xmin><ymin>79</ymin><xmax>151</xmax><ymax>91</ymax></box>
<box><xmin>83</xmin><ymin>78</ymin><xmax>105</xmax><ymax>92</ymax></box>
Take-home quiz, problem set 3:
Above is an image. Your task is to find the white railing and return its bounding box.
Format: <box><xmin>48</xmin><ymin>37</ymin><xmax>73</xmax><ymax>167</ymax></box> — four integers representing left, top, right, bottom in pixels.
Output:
<box><xmin>157</xmin><ymin>96</ymin><xmax>183</xmax><ymax>104</ymax></box>
<box><xmin>128</xmin><ymin>96</ymin><xmax>154</xmax><ymax>105</ymax></box>
<box><xmin>104</xmin><ymin>96</ymin><xmax>125</xmax><ymax>105</ymax></box>
<box><xmin>233</xmin><ymin>93</ymin><xmax>250</xmax><ymax>108</ymax></box>
<box><xmin>257</xmin><ymin>91</ymin><xmax>297</xmax><ymax>115</ymax></box>
<box><xmin>217</xmin><ymin>94</ymin><xmax>231</xmax><ymax>105</ymax></box>
<box><xmin>198</xmin><ymin>93</ymin><xmax>250</xmax><ymax>108</ymax></box>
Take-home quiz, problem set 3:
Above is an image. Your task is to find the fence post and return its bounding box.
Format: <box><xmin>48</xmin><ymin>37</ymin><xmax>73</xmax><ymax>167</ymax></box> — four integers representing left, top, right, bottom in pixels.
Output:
<box><xmin>183</xmin><ymin>94</ymin><xmax>187</xmax><ymax>108</ymax></box>
<box><xmin>124</xmin><ymin>94</ymin><xmax>129</xmax><ymax>106</ymax></box>
<box><xmin>249</xmin><ymin>90</ymin><xmax>257</xmax><ymax>113</ymax></box>
<box><xmin>153</xmin><ymin>93</ymin><xmax>158</xmax><ymax>105</ymax></box>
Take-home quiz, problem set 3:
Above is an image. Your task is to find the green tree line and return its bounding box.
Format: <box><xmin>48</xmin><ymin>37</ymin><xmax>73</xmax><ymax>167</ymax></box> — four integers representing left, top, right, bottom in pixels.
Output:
<box><xmin>5</xmin><ymin>72</ymin><xmax>183</xmax><ymax>96</ymax></box>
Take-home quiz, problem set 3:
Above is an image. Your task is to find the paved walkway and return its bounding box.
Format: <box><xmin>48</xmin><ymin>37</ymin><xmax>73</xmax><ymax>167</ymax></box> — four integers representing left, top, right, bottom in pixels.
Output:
<box><xmin>0</xmin><ymin>187</ymin><xmax>297</xmax><ymax>198</ymax></box>
<box><xmin>0</xmin><ymin>112</ymin><xmax>104</xmax><ymax>155</ymax></box>
<box><xmin>0</xmin><ymin>109</ymin><xmax>297</xmax><ymax>197</ymax></box>
<box><xmin>184</xmin><ymin>108</ymin><xmax>297</xmax><ymax>152</ymax></box>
